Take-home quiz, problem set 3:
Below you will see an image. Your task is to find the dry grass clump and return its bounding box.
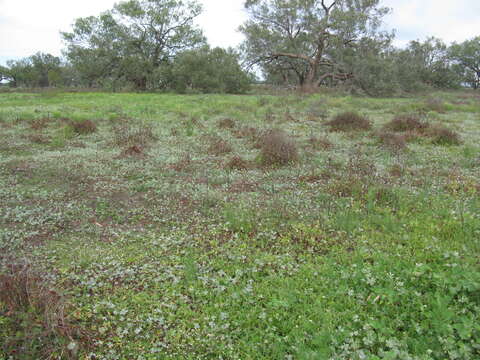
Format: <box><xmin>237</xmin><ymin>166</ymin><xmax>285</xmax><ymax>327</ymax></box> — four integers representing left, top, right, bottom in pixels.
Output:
<box><xmin>233</xmin><ymin>126</ymin><xmax>260</xmax><ymax>140</ymax></box>
<box><xmin>424</xmin><ymin>97</ymin><xmax>446</xmax><ymax>113</ymax></box>
<box><xmin>113</xmin><ymin>120</ymin><xmax>157</xmax><ymax>147</ymax></box>
<box><xmin>375</xmin><ymin>131</ymin><xmax>408</xmax><ymax>152</ymax></box>
<box><xmin>70</xmin><ymin>119</ymin><xmax>97</xmax><ymax>135</ymax></box>
<box><xmin>307</xmin><ymin>136</ymin><xmax>333</xmax><ymax>151</ymax></box>
<box><xmin>427</xmin><ymin>124</ymin><xmax>462</xmax><ymax>145</ymax></box>
<box><xmin>224</xmin><ymin>155</ymin><xmax>251</xmax><ymax>170</ymax></box>
<box><xmin>384</xmin><ymin>114</ymin><xmax>429</xmax><ymax>133</ymax></box>
<box><xmin>208</xmin><ymin>136</ymin><xmax>233</xmax><ymax>156</ymax></box>
<box><xmin>258</xmin><ymin>129</ymin><xmax>298</xmax><ymax>166</ymax></box>
<box><xmin>326</xmin><ymin>112</ymin><xmax>372</xmax><ymax>132</ymax></box>
<box><xmin>118</xmin><ymin>145</ymin><xmax>147</xmax><ymax>158</ymax></box>
<box><xmin>30</xmin><ymin>117</ymin><xmax>50</xmax><ymax>130</ymax></box>
<box><xmin>217</xmin><ymin>118</ymin><xmax>236</xmax><ymax>129</ymax></box>
<box><xmin>170</xmin><ymin>153</ymin><xmax>193</xmax><ymax>172</ymax></box>
<box><xmin>27</xmin><ymin>133</ymin><xmax>50</xmax><ymax>144</ymax></box>
<box><xmin>0</xmin><ymin>260</ymin><xmax>85</xmax><ymax>358</ymax></box>
<box><xmin>389</xmin><ymin>164</ymin><xmax>405</xmax><ymax>178</ymax></box>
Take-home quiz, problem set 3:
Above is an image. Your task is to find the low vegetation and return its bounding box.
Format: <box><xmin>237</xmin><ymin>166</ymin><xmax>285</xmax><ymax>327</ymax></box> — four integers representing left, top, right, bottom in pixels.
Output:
<box><xmin>0</xmin><ymin>90</ymin><xmax>479</xmax><ymax>359</ymax></box>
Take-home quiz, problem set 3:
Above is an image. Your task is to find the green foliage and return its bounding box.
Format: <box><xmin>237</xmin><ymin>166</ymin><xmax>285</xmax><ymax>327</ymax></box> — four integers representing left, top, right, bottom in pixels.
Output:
<box><xmin>240</xmin><ymin>0</ymin><xmax>392</xmax><ymax>90</ymax></box>
<box><xmin>0</xmin><ymin>91</ymin><xmax>479</xmax><ymax>359</ymax></box>
<box><xmin>62</xmin><ymin>0</ymin><xmax>205</xmax><ymax>90</ymax></box>
<box><xmin>167</xmin><ymin>46</ymin><xmax>252</xmax><ymax>94</ymax></box>
<box><xmin>449</xmin><ymin>36</ymin><xmax>480</xmax><ymax>90</ymax></box>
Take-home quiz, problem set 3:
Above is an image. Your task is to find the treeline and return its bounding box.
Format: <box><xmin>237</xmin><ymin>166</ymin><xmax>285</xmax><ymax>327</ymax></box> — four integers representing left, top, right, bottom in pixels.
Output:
<box><xmin>1</xmin><ymin>0</ymin><xmax>479</xmax><ymax>95</ymax></box>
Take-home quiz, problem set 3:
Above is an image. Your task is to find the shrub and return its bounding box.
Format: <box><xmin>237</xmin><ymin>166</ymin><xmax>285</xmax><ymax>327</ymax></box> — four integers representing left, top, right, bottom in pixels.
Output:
<box><xmin>326</xmin><ymin>112</ymin><xmax>371</xmax><ymax>132</ymax></box>
<box><xmin>427</xmin><ymin>125</ymin><xmax>462</xmax><ymax>145</ymax></box>
<box><xmin>384</xmin><ymin>114</ymin><xmax>429</xmax><ymax>133</ymax></box>
<box><xmin>258</xmin><ymin>129</ymin><xmax>298</xmax><ymax>166</ymax></box>
<box><xmin>70</xmin><ymin>119</ymin><xmax>97</xmax><ymax>135</ymax></box>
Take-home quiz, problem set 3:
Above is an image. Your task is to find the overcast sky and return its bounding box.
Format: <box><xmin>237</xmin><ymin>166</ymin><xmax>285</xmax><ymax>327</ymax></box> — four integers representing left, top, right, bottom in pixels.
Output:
<box><xmin>1</xmin><ymin>0</ymin><xmax>479</xmax><ymax>65</ymax></box>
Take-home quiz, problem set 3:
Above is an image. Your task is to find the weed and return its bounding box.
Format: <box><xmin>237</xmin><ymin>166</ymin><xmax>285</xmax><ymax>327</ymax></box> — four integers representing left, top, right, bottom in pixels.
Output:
<box><xmin>326</xmin><ymin>111</ymin><xmax>371</xmax><ymax>132</ymax></box>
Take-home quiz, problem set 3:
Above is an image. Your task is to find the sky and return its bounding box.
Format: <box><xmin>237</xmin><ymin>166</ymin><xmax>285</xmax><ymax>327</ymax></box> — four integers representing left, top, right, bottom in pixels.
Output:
<box><xmin>0</xmin><ymin>0</ymin><xmax>479</xmax><ymax>65</ymax></box>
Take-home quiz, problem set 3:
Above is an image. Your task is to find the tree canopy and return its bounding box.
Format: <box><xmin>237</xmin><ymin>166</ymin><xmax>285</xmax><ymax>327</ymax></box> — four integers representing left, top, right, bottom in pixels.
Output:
<box><xmin>240</xmin><ymin>0</ymin><xmax>392</xmax><ymax>91</ymax></box>
<box><xmin>449</xmin><ymin>36</ymin><xmax>480</xmax><ymax>89</ymax></box>
<box><xmin>62</xmin><ymin>0</ymin><xmax>205</xmax><ymax>90</ymax></box>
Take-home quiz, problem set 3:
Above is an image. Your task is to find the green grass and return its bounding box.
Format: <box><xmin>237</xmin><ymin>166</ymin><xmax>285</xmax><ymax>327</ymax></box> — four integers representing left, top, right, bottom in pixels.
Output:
<box><xmin>0</xmin><ymin>90</ymin><xmax>479</xmax><ymax>359</ymax></box>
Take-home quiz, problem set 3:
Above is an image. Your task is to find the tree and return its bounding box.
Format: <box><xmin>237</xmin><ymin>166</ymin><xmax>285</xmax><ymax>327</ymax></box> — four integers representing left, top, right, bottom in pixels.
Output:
<box><xmin>166</xmin><ymin>46</ymin><xmax>252</xmax><ymax>93</ymax></box>
<box><xmin>240</xmin><ymin>0</ymin><xmax>391</xmax><ymax>91</ymax></box>
<box><xmin>449</xmin><ymin>36</ymin><xmax>480</xmax><ymax>90</ymax></box>
<box><xmin>62</xmin><ymin>0</ymin><xmax>205</xmax><ymax>90</ymax></box>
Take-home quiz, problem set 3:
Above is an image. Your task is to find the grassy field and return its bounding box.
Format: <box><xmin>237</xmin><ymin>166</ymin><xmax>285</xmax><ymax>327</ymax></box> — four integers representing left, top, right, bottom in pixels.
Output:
<box><xmin>0</xmin><ymin>90</ymin><xmax>479</xmax><ymax>359</ymax></box>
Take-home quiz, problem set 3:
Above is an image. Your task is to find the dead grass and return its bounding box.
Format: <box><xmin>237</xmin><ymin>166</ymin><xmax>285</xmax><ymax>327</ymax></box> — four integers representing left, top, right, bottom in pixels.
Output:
<box><xmin>112</xmin><ymin>120</ymin><xmax>157</xmax><ymax>147</ymax></box>
<box><xmin>326</xmin><ymin>112</ymin><xmax>372</xmax><ymax>132</ymax></box>
<box><xmin>306</xmin><ymin>136</ymin><xmax>333</xmax><ymax>151</ymax></box>
<box><xmin>217</xmin><ymin>118</ymin><xmax>236</xmax><ymax>129</ymax></box>
<box><xmin>224</xmin><ymin>155</ymin><xmax>251</xmax><ymax>170</ymax></box>
<box><xmin>427</xmin><ymin>124</ymin><xmax>462</xmax><ymax>145</ymax></box>
<box><xmin>70</xmin><ymin>119</ymin><xmax>97</xmax><ymax>135</ymax></box>
<box><xmin>375</xmin><ymin>131</ymin><xmax>408</xmax><ymax>152</ymax></box>
<box><xmin>208</xmin><ymin>136</ymin><xmax>233</xmax><ymax>156</ymax></box>
<box><xmin>0</xmin><ymin>259</ymin><xmax>87</xmax><ymax>358</ymax></box>
<box><xmin>30</xmin><ymin>117</ymin><xmax>50</xmax><ymax>131</ymax></box>
<box><xmin>258</xmin><ymin>129</ymin><xmax>298</xmax><ymax>166</ymax></box>
<box><xmin>27</xmin><ymin>133</ymin><xmax>51</xmax><ymax>144</ymax></box>
<box><xmin>118</xmin><ymin>145</ymin><xmax>147</xmax><ymax>158</ymax></box>
<box><xmin>424</xmin><ymin>97</ymin><xmax>446</xmax><ymax>113</ymax></box>
<box><xmin>170</xmin><ymin>153</ymin><xmax>193</xmax><ymax>172</ymax></box>
<box><xmin>384</xmin><ymin>114</ymin><xmax>429</xmax><ymax>133</ymax></box>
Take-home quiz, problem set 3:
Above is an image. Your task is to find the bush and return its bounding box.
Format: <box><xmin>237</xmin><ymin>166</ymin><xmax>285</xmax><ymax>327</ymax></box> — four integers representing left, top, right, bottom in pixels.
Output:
<box><xmin>258</xmin><ymin>129</ymin><xmax>298</xmax><ymax>166</ymax></box>
<box><xmin>326</xmin><ymin>112</ymin><xmax>372</xmax><ymax>132</ymax></box>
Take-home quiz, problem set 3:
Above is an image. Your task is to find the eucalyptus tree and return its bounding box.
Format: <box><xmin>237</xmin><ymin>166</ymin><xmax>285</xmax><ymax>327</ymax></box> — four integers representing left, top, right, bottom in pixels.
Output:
<box><xmin>62</xmin><ymin>0</ymin><xmax>205</xmax><ymax>90</ymax></box>
<box><xmin>240</xmin><ymin>0</ymin><xmax>391</xmax><ymax>91</ymax></box>
<box><xmin>449</xmin><ymin>36</ymin><xmax>480</xmax><ymax>90</ymax></box>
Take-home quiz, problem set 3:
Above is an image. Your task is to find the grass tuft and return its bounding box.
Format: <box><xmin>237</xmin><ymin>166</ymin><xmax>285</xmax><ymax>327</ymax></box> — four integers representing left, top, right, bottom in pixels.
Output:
<box><xmin>258</xmin><ymin>129</ymin><xmax>298</xmax><ymax>166</ymax></box>
<box><xmin>326</xmin><ymin>111</ymin><xmax>371</xmax><ymax>132</ymax></box>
